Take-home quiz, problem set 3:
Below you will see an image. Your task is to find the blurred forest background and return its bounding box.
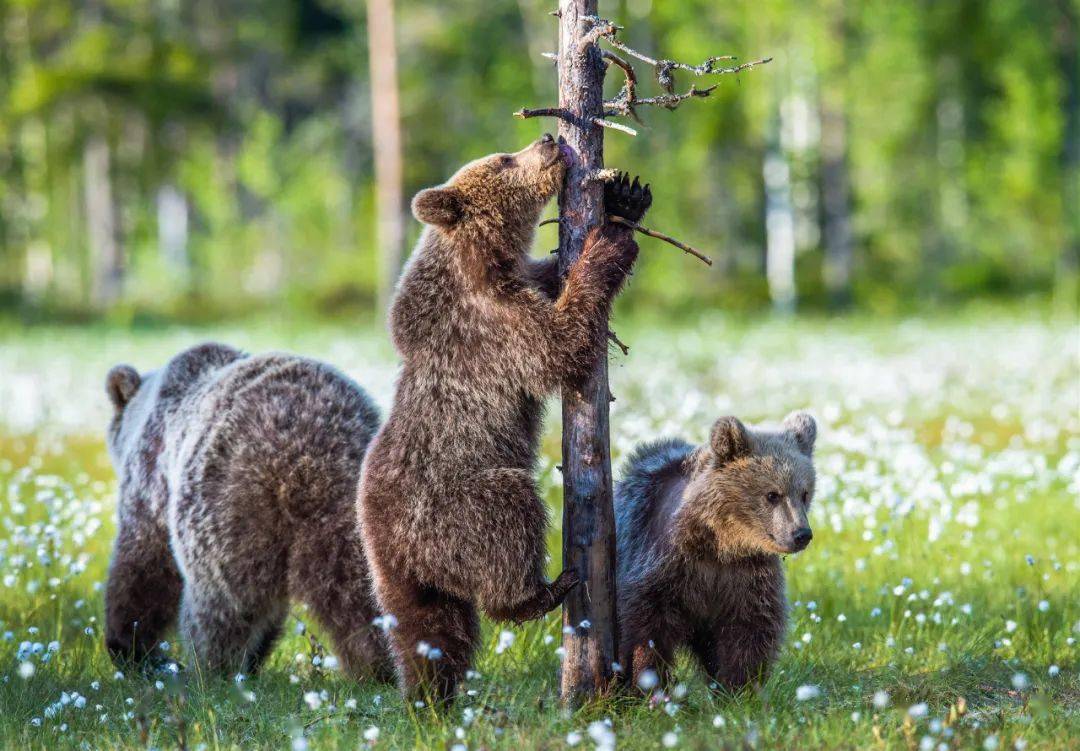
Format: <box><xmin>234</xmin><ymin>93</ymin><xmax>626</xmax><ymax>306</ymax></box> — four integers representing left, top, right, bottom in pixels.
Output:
<box><xmin>0</xmin><ymin>0</ymin><xmax>1076</xmax><ymax>324</ymax></box>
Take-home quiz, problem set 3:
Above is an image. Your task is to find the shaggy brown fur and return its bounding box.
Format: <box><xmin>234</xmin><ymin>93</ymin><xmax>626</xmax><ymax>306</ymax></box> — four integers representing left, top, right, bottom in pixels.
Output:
<box><xmin>103</xmin><ymin>343</ymin><xmax>391</xmax><ymax>680</ymax></box>
<box><xmin>614</xmin><ymin>412</ymin><xmax>817</xmax><ymax>692</ymax></box>
<box><xmin>358</xmin><ymin>135</ymin><xmax>651</xmax><ymax>702</ymax></box>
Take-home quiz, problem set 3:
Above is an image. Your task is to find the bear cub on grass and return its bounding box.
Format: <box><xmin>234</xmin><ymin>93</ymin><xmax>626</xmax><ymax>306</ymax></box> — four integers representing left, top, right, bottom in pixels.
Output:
<box><xmin>615</xmin><ymin>412</ymin><xmax>817</xmax><ymax>692</ymax></box>
<box><xmin>104</xmin><ymin>343</ymin><xmax>390</xmax><ymax>679</ymax></box>
<box><xmin>359</xmin><ymin>133</ymin><xmax>652</xmax><ymax>702</ymax></box>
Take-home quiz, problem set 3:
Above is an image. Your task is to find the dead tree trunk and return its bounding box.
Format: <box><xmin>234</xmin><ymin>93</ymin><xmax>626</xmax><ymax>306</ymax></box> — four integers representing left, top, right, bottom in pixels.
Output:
<box><xmin>367</xmin><ymin>0</ymin><xmax>405</xmax><ymax>319</ymax></box>
<box><xmin>516</xmin><ymin>4</ymin><xmax>769</xmax><ymax>705</ymax></box>
<box><xmin>554</xmin><ymin>0</ymin><xmax>616</xmax><ymax>706</ymax></box>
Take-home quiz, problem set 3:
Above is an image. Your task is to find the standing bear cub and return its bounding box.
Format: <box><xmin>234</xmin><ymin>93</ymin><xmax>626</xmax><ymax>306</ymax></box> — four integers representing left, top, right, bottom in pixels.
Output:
<box><xmin>104</xmin><ymin>343</ymin><xmax>391</xmax><ymax>679</ymax></box>
<box><xmin>615</xmin><ymin>412</ymin><xmax>817</xmax><ymax>692</ymax></box>
<box><xmin>359</xmin><ymin>133</ymin><xmax>652</xmax><ymax>702</ymax></box>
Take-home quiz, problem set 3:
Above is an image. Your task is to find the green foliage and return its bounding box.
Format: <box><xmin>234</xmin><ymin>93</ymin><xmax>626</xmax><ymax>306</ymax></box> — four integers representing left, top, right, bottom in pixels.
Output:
<box><xmin>0</xmin><ymin>0</ymin><xmax>1076</xmax><ymax>320</ymax></box>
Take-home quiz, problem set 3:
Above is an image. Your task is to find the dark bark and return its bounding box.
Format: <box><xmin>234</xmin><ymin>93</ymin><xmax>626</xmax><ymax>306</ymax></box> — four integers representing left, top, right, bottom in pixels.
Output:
<box><xmin>1055</xmin><ymin>0</ymin><xmax>1078</xmax><ymax>305</ymax></box>
<box><xmin>821</xmin><ymin>5</ymin><xmax>854</xmax><ymax>309</ymax></box>
<box><xmin>820</xmin><ymin>100</ymin><xmax>852</xmax><ymax>308</ymax></box>
<box><xmin>555</xmin><ymin>0</ymin><xmax>618</xmax><ymax>706</ymax></box>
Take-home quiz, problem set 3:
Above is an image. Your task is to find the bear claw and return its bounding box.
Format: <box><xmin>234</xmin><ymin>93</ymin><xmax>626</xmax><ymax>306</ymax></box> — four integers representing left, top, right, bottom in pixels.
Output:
<box><xmin>604</xmin><ymin>171</ymin><xmax>652</xmax><ymax>223</ymax></box>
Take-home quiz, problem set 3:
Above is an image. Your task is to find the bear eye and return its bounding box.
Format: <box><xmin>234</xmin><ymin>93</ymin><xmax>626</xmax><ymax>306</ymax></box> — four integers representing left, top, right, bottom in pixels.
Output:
<box><xmin>766</xmin><ymin>491</ymin><xmax>781</xmax><ymax>505</ymax></box>
<box><xmin>498</xmin><ymin>155</ymin><xmax>514</xmax><ymax>169</ymax></box>
<box><xmin>801</xmin><ymin>491</ymin><xmax>809</xmax><ymax>504</ymax></box>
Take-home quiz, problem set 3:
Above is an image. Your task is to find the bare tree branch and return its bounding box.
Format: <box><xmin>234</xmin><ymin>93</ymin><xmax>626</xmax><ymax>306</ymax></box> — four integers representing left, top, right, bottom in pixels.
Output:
<box><xmin>579</xmin><ymin>15</ymin><xmax>771</xmax><ymax>116</ymax></box>
<box><xmin>592</xmin><ymin>117</ymin><xmax>637</xmax><ymax>136</ymax></box>
<box><xmin>515</xmin><ymin>107</ymin><xmax>637</xmax><ymax>136</ymax></box>
<box><xmin>608</xmin><ymin>215</ymin><xmax>713</xmax><ymax>265</ymax></box>
<box><xmin>607</xmin><ymin>329</ymin><xmax>630</xmax><ymax>355</ymax></box>
<box><xmin>515</xmin><ymin>106</ymin><xmax>578</xmax><ymax>124</ymax></box>
<box><xmin>602</xmin><ymin>50</ymin><xmax>641</xmax><ymax>120</ymax></box>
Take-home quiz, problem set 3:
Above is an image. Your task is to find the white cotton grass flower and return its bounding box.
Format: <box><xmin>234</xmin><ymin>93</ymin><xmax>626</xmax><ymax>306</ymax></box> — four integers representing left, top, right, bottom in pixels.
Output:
<box><xmin>872</xmin><ymin>690</ymin><xmax>890</xmax><ymax>709</ymax></box>
<box><xmin>495</xmin><ymin>630</ymin><xmax>515</xmax><ymax>654</ymax></box>
<box><xmin>795</xmin><ymin>684</ymin><xmax>821</xmax><ymax>701</ymax></box>
<box><xmin>373</xmin><ymin>614</ymin><xmax>397</xmax><ymax>632</ymax></box>
<box><xmin>1011</xmin><ymin>673</ymin><xmax>1029</xmax><ymax>690</ymax></box>
<box><xmin>636</xmin><ymin>669</ymin><xmax>659</xmax><ymax>691</ymax></box>
<box><xmin>662</xmin><ymin>731</ymin><xmax>679</xmax><ymax>747</ymax></box>
<box><xmin>565</xmin><ymin>730</ymin><xmax>582</xmax><ymax>746</ymax></box>
<box><xmin>1048</xmin><ymin>665</ymin><xmax>1060</xmax><ymax>677</ymax></box>
<box><xmin>908</xmin><ymin>703</ymin><xmax>929</xmax><ymax>719</ymax></box>
<box><xmin>363</xmin><ymin>726</ymin><xmax>380</xmax><ymax>743</ymax></box>
<box><xmin>1004</xmin><ymin>620</ymin><xmax>1018</xmax><ymax>633</ymax></box>
<box><xmin>588</xmin><ymin>720</ymin><xmax>615</xmax><ymax>749</ymax></box>
<box><xmin>18</xmin><ymin>661</ymin><xmax>35</xmax><ymax>679</ymax></box>
<box><xmin>303</xmin><ymin>691</ymin><xmax>322</xmax><ymax>710</ymax></box>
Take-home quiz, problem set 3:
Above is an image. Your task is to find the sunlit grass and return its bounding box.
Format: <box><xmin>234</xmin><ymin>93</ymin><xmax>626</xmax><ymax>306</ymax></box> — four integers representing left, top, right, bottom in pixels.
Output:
<box><xmin>0</xmin><ymin>311</ymin><xmax>1077</xmax><ymax>749</ymax></box>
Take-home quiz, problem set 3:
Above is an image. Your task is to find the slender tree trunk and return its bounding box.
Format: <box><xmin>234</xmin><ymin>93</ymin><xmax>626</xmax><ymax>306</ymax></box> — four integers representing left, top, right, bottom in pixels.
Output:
<box><xmin>367</xmin><ymin>0</ymin><xmax>405</xmax><ymax>318</ymax></box>
<box><xmin>820</xmin><ymin>97</ymin><xmax>852</xmax><ymax>308</ymax></box>
<box><xmin>84</xmin><ymin>133</ymin><xmax>123</xmax><ymax>309</ymax></box>
<box><xmin>156</xmin><ymin>184</ymin><xmax>189</xmax><ymax>278</ymax></box>
<box><xmin>555</xmin><ymin>0</ymin><xmax>617</xmax><ymax>706</ymax></box>
<box><xmin>1055</xmin><ymin>0</ymin><xmax>1078</xmax><ymax>308</ymax></box>
<box><xmin>764</xmin><ymin>103</ymin><xmax>796</xmax><ymax>313</ymax></box>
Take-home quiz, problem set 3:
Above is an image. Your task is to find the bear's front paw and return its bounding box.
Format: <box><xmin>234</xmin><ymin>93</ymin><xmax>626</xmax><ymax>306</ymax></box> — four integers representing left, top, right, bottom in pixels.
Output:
<box><xmin>604</xmin><ymin>172</ymin><xmax>652</xmax><ymax>223</ymax></box>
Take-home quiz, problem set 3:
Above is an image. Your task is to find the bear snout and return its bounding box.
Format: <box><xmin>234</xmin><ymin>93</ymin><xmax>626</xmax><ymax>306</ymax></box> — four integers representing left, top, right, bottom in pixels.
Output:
<box><xmin>790</xmin><ymin>526</ymin><xmax>813</xmax><ymax>552</ymax></box>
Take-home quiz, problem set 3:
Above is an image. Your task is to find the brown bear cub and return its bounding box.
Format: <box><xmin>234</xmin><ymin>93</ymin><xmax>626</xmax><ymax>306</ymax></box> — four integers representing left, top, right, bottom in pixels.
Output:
<box><xmin>359</xmin><ymin>134</ymin><xmax>652</xmax><ymax>702</ymax></box>
<box><xmin>614</xmin><ymin>412</ymin><xmax>817</xmax><ymax>692</ymax></box>
<box><xmin>104</xmin><ymin>343</ymin><xmax>391</xmax><ymax>679</ymax></box>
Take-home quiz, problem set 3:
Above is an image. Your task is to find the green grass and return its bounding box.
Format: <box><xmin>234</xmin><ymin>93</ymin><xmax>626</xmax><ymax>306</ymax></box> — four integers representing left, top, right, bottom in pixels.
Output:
<box><xmin>0</xmin><ymin>310</ymin><xmax>1077</xmax><ymax>749</ymax></box>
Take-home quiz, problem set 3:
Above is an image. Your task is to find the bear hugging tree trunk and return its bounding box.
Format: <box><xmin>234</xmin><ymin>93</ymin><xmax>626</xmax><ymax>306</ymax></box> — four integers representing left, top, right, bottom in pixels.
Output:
<box><xmin>357</xmin><ymin>134</ymin><xmax>651</xmax><ymax>704</ymax></box>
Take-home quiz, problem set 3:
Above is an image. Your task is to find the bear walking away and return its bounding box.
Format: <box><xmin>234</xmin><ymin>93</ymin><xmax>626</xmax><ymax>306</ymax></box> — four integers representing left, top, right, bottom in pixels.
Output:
<box><xmin>358</xmin><ymin>134</ymin><xmax>652</xmax><ymax>702</ymax></box>
<box><xmin>614</xmin><ymin>412</ymin><xmax>817</xmax><ymax>692</ymax></box>
<box><xmin>103</xmin><ymin>343</ymin><xmax>391</xmax><ymax>679</ymax></box>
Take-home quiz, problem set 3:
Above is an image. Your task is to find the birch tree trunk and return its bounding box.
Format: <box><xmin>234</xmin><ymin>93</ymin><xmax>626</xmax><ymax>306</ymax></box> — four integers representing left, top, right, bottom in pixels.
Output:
<box><xmin>555</xmin><ymin>0</ymin><xmax>618</xmax><ymax>706</ymax></box>
<box><xmin>764</xmin><ymin>104</ymin><xmax>796</xmax><ymax>314</ymax></box>
<box><xmin>366</xmin><ymin>0</ymin><xmax>405</xmax><ymax>318</ymax></box>
<box><xmin>84</xmin><ymin>133</ymin><xmax>123</xmax><ymax>309</ymax></box>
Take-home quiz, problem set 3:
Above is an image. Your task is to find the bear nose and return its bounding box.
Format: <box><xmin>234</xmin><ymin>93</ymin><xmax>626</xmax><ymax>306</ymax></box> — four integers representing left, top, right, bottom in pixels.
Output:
<box><xmin>792</xmin><ymin>527</ymin><xmax>813</xmax><ymax>551</ymax></box>
<box><xmin>539</xmin><ymin>133</ymin><xmax>555</xmax><ymax>145</ymax></box>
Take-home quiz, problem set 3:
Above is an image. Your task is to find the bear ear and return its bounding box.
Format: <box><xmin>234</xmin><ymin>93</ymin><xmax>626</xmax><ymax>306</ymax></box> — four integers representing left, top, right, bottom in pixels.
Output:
<box><xmin>412</xmin><ymin>187</ymin><xmax>464</xmax><ymax>227</ymax></box>
<box><xmin>709</xmin><ymin>416</ymin><xmax>750</xmax><ymax>464</ymax></box>
<box><xmin>783</xmin><ymin>411</ymin><xmax>817</xmax><ymax>456</ymax></box>
<box><xmin>106</xmin><ymin>365</ymin><xmax>141</xmax><ymax>411</ymax></box>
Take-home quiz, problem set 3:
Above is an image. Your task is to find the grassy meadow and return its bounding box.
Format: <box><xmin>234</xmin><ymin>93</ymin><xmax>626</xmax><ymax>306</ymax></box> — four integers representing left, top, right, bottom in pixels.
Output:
<box><xmin>0</xmin><ymin>310</ymin><xmax>1077</xmax><ymax>749</ymax></box>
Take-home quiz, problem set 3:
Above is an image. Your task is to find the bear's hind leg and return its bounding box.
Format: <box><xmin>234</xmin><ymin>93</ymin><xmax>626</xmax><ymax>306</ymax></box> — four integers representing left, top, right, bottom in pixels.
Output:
<box><xmin>376</xmin><ymin>574</ymin><xmax>479</xmax><ymax>705</ymax></box>
<box><xmin>105</xmin><ymin>518</ymin><xmax>183</xmax><ymax>668</ymax></box>
<box><xmin>179</xmin><ymin>588</ymin><xmax>288</xmax><ymax>676</ymax></box>
<box><xmin>290</xmin><ymin>517</ymin><xmax>394</xmax><ymax>682</ymax></box>
<box><xmin>446</xmin><ymin>468</ymin><xmax>577</xmax><ymax>623</ymax></box>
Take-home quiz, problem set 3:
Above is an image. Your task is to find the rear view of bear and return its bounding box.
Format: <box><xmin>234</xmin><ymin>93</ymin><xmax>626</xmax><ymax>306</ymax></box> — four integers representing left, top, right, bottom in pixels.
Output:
<box><xmin>614</xmin><ymin>412</ymin><xmax>817</xmax><ymax>692</ymax></box>
<box><xmin>359</xmin><ymin>134</ymin><xmax>652</xmax><ymax>703</ymax></box>
<box><xmin>104</xmin><ymin>343</ymin><xmax>391</xmax><ymax>679</ymax></box>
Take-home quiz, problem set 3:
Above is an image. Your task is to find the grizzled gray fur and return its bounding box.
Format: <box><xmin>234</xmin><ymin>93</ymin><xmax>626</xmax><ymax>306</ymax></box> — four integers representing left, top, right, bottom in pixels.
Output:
<box><xmin>103</xmin><ymin>342</ymin><xmax>391</xmax><ymax>679</ymax></box>
<box><xmin>614</xmin><ymin>413</ymin><xmax>817</xmax><ymax>692</ymax></box>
